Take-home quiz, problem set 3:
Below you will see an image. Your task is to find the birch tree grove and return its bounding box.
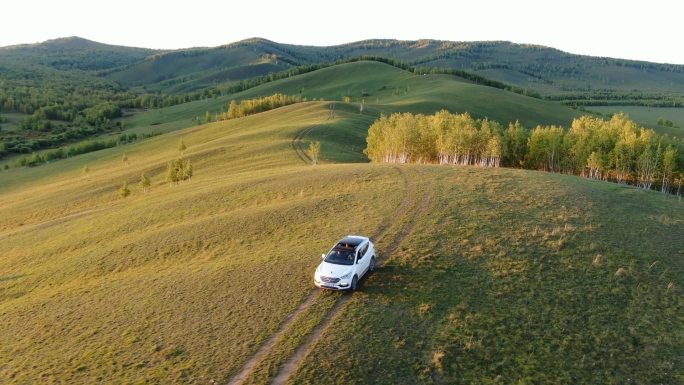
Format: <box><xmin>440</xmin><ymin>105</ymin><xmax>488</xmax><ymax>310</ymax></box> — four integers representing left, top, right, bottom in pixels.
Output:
<box><xmin>662</xmin><ymin>145</ymin><xmax>678</xmax><ymax>193</ymax></box>
<box><xmin>365</xmin><ymin>111</ymin><xmax>684</xmax><ymax>196</ymax></box>
<box><xmin>218</xmin><ymin>93</ymin><xmax>303</xmax><ymax>120</ymax></box>
<box><xmin>366</xmin><ymin>111</ymin><xmax>504</xmax><ymax>167</ymax></box>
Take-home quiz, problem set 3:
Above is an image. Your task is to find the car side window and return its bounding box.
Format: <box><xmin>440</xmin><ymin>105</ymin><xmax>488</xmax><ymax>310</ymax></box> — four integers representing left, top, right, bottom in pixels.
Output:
<box><xmin>358</xmin><ymin>243</ymin><xmax>368</xmax><ymax>259</ymax></box>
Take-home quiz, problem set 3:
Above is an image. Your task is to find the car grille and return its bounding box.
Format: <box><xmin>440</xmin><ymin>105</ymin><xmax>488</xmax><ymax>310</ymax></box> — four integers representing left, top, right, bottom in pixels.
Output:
<box><xmin>321</xmin><ymin>276</ymin><xmax>340</xmax><ymax>283</ymax></box>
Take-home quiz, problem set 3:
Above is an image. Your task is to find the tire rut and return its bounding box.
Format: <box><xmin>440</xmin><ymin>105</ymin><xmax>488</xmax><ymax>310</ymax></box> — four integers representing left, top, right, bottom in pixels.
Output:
<box><xmin>291</xmin><ymin>102</ymin><xmax>338</xmax><ymax>164</ymax></box>
<box><xmin>291</xmin><ymin>125</ymin><xmax>317</xmax><ymax>164</ymax></box>
<box><xmin>224</xmin><ymin>167</ymin><xmax>412</xmax><ymax>385</ymax></box>
<box><xmin>270</xmin><ymin>295</ymin><xmax>352</xmax><ymax>385</ymax></box>
<box><xmin>226</xmin><ymin>291</ymin><xmax>320</xmax><ymax>385</ymax></box>
<box><xmin>270</xmin><ymin>169</ymin><xmax>434</xmax><ymax>385</ymax></box>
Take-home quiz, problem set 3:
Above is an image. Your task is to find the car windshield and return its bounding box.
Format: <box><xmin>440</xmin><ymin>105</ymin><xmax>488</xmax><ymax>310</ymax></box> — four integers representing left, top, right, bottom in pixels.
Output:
<box><xmin>324</xmin><ymin>248</ymin><xmax>355</xmax><ymax>265</ymax></box>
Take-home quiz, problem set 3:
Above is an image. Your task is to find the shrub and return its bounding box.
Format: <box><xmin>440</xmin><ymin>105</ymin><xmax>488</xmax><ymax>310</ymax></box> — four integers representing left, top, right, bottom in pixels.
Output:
<box><xmin>307</xmin><ymin>141</ymin><xmax>321</xmax><ymax>165</ymax></box>
<box><xmin>140</xmin><ymin>172</ymin><xmax>151</xmax><ymax>193</ymax></box>
<box><xmin>118</xmin><ymin>181</ymin><xmax>130</xmax><ymax>198</ymax></box>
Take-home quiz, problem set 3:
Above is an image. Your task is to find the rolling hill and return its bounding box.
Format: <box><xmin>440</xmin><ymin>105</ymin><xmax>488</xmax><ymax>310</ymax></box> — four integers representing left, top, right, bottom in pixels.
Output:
<box><xmin>2</xmin><ymin>36</ymin><xmax>683</xmax><ymax>162</ymax></box>
<box><xmin>102</xmin><ymin>37</ymin><xmax>684</xmax><ymax>97</ymax></box>
<box><xmin>119</xmin><ymin>60</ymin><xmax>582</xmax><ymax>138</ymax></box>
<box><xmin>1</xmin><ymin>100</ymin><xmax>682</xmax><ymax>384</ymax></box>
<box><xmin>0</xmin><ymin>36</ymin><xmax>159</xmax><ymax>71</ymax></box>
<box><xmin>106</xmin><ymin>38</ymin><xmax>297</xmax><ymax>93</ymax></box>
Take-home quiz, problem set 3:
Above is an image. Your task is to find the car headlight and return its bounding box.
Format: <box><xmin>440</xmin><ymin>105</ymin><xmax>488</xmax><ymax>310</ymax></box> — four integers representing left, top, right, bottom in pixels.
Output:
<box><xmin>340</xmin><ymin>271</ymin><xmax>352</xmax><ymax>279</ymax></box>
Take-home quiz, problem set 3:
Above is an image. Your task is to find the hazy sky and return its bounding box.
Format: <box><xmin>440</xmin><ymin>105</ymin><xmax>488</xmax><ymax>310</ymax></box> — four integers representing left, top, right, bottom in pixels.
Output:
<box><xmin>2</xmin><ymin>0</ymin><xmax>681</xmax><ymax>64</ymax></box>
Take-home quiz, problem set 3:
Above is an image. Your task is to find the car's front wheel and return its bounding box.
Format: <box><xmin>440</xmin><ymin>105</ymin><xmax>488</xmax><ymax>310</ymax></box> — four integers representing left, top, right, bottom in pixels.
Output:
<box><xmin>369</xmin><ymin>256</ymin><xmax>376</xmax><ymax>273</ymax></box>
<box><xmin>350</xmin><ymin>275</ymin><xmax>358</xmax><ymax>292</ymax></box>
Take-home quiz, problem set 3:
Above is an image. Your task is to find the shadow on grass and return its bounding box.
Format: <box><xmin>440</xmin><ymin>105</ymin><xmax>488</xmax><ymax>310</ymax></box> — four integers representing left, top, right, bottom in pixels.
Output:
<box><xmin>0</xmin><ymin>274</ymin><xmax>26</xmax><ymax>283</ymax></box>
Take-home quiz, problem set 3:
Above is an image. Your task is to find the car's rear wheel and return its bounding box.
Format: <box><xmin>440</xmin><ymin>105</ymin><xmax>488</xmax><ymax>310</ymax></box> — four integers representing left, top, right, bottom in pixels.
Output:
<box><xmin>350</xmin><ymin>275</ymin><xmax>358</xmax><ymax>292</ymax></box>
<box><xmin>369</xmin><ymin>256</ymin><xmax>376</xmax><ymax>273</ymax></box>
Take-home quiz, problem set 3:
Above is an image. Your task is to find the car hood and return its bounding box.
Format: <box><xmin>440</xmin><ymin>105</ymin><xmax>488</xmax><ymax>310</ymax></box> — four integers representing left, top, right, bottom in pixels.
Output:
<box><xmin>317</xmin><ymin>261</ymin><xmax>352</xmax><ymax>278</ymax></box>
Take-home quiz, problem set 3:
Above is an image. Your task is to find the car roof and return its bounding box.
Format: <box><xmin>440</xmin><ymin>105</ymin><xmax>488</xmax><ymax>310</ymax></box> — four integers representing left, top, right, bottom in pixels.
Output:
<box><xmin>337</xmin><ymin>235</ymin><xmax>368</xmax><ymax>248</ymax></box>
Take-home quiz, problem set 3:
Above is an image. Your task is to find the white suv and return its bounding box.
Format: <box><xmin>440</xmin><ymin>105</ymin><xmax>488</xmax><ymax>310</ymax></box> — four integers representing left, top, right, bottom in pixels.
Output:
<box><xmin>314</xmin><ymin>235</ymin><xmax>376</xmax><ymax>291</ymax></box>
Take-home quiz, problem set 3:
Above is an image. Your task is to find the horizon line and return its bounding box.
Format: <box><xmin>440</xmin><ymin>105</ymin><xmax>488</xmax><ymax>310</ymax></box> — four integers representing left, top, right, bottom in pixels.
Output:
<box><xmin>2</xmin><ymin>35</ymin><xmax>682</xmax><ymax>66</ymax></box>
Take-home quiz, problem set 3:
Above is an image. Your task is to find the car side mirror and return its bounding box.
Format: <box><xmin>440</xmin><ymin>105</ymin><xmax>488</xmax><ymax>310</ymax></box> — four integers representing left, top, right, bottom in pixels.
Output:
<box><xmin>321</xmin><ymin>254</ymin><xmax>326</xmax><ymax>260</ymax></box>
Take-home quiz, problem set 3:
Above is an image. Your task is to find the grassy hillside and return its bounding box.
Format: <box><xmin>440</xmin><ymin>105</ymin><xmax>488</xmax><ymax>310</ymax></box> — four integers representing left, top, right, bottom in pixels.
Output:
<box><xmin>124</xmin><ymin>61</ymin><xmax>582</xmax><ymax>133</ymax></box>
<box><xmin>107</xmin><ymin>41</ymin><xmax>293</xmax><ymax>93</ymax></box>
<box><xmin>1</xmin><ymin>101</ymin><xmax>682</xmax><ymax>384</ymax></box>
<box><xmin>0</xmin><ymin>103</ymin><xmax>385</xmax><ymax>383</ymax></box>
<box><xmin>100</xmin><ymin>38</ymin><xmax>684</xmax><ymax>98</ymax></box>
<box><xmin>293</xmin><ymin>165</ymin><xmax>683</xmax><ymax>384</ymax></box>
<box><xmin>109</xmin><ymin>39</ymin><xmax>310</xmax><ymax>92</ymax></box>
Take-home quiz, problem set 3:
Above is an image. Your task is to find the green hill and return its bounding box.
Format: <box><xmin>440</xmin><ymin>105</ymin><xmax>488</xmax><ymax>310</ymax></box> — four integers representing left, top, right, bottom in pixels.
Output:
<box><xmin>0</xmin><ymin>38</ymin><xmax>161</xmax><ymax>159</ymax></box>
<box><xmin>102</xmin><ymin>38</ymin><xmax>684</xmax><ymax>98</ymax></box>
<box><xmin>121</xmin><ymin>60</ymin><xmax>582</xmax><ymax>136</ymax></box>
<box><xmin>106</xmin><ymin>40</ymin><xmax>293</xmax><ymax>93</ymax></box>
<box><xmin>0</xmin><ymin>36</ymin><xmax>159</xmax><ymax>71</ymax></box>
<box><xmin>0</xmin><ymin>101</ymin><xmax>681</xmax><ymax>384</ymax></box>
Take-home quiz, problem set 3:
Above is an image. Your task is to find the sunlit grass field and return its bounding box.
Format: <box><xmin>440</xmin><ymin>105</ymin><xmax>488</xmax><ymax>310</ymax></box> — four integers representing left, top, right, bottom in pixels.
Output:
<box><xmin>293</xmin><ymin>166</ymin><xmax>683</xmax><ymax>384</ymax></box>
<box><xmin>0</xmin><ymin>103</ymin><xmax>401</xmax><ymax>383</ymax></box>
<box><xmin>1</xmin><ymin>101</ymin><xmax>682</xmax><ymax>384</ymax></box>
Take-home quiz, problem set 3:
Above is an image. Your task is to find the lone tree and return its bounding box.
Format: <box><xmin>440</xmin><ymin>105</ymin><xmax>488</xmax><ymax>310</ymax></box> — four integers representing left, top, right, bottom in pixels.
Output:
<box><xmin>307</xmin><ymin>141</ymin><xmax>321</xmax><ymax>165</ymax></box>
<box><xmin>178</xmin><ymin>138</ymin><xmax>187</xmax><ymax>154</ymax></box>
<box><xmin>166</xmin><ymin>158</ymin><xmax>193</xmax><ymax>185</ymax></box>
<box><xmin>118</xmin><ymin>181</ymin><xmax>131</xmax><ymax>198</ymax></box>
<box><xmin>140</xmin><ymin>172</ymin><xmax>151</xmax><ymax>193</ymax></box>
<box><xmin>329</xmin><ymin>102</ymin><xmax>336</xmax><ymax>119</ymax></box>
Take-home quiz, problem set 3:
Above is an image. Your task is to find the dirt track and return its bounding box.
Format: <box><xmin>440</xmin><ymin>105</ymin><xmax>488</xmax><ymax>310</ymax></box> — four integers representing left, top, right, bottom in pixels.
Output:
<box><xmin>226</xmin><ymin>128</ymin><xmax>433</xmax><ymax>385</ymax></box>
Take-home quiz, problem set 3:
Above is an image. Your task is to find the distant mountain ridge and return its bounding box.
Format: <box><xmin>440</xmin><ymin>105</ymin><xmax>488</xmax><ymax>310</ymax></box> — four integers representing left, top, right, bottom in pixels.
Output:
<box><xmin>0</xmin><ymin>36</ymin><xmax>160</xmax><ymax>71</ymax></box>
<box><xmin>117</xmin><ymin>37</ymin><xmax>684</xmax><ymax>95</ymax></box>
<box><xmin>2</xmin><ymin>36</ymin><xmax>683</xmax><ymax>96</ymax></box>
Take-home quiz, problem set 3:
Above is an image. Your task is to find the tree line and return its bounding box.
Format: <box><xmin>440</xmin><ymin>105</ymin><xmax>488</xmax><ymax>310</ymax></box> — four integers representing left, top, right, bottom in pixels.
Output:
<box><xmin>217</xmin><ymin>93</ymin><xmax>303</xmax><ymax>120</ymax></box>
<box><xmin>0</xmin><ymin>55</ymin><xmax>541</xmax><ymax>158</ymax></box>
<box><xmin>8</xmin><ymin>131</ymin><xmax>161</xmax><ymax>168</ymax></box>
<box><xmin>546</xmin><ymin>91</ymin><xmax>683</xmax><ymax>108</ymax></box>
<box><xmin>365</xmin><ymin>111</ymin><xmax>684</xmax><ymax>195</ymax></box>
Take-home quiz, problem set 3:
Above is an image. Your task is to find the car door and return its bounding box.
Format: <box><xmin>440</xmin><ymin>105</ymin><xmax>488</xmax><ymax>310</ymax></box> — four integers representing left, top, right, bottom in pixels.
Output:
<box><xmin>356</xmin><ymin>242</ymin><xmax>371</xmax><ymax>276</ymax></box>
